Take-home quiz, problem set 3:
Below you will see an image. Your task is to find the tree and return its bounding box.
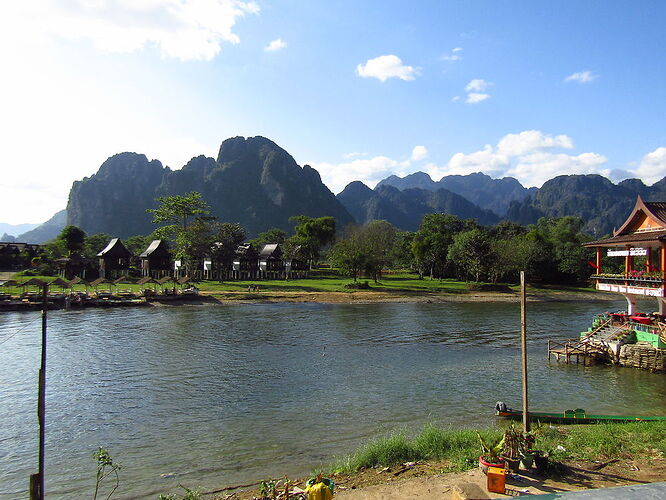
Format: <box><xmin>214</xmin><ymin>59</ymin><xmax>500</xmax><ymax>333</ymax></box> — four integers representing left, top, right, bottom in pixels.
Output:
<box><xmin>58</xmin><ymin>225</ymin><xmax>86</xmax><ymax>255</ymax></box>
<box><xmin>84</xmin><ymin>233</ymin><xmax>112</xmax><ymax>259</ymax></box>
<box><xmin>148</xmin><ymin>192</ymin><xmax>211</xmax><ymax>232</ymax></box>
<box><xmin>147</xmin><ymin>192</ymin><xmax>213</xmax><ymax>273</ymax></box>
<box><xmin>411</xmin><ymin>214</ymin><xmax>474</xmax><ymax>279</ymax></box>
<box><xmin>124</xmin><ymin>235</ymin><xmax>152</xmax><ymax>257</ymax></box>
<box><xmin>210</xmin><ymin>222</ymin><xmax>246</xmax><ymax>279</ymax></box>
<box><xmin>361</xmin><ymin>220</ymin><xmax>398</xmax><ymax>281</ymax></box>
<box><xmin>447</xmin><ymin>228</ymin><xmax>491</xmax><ymax>282</ymax></box>
<box><xmin>250</xmin><ymin>228</ymin><xmax>288</xmax><ymax>249</ymax></box>
<box><xmin>391</xmin><ymin>231</ymin><xmax>416</xmax><ymax>270</ymax></box>
<box><xmin>290</xmin><ymin>216</ymin><xmax>336</xmax><ymax>266</ymax></box>
<box><xmin>329</xmin><ymin>227</ymin><xmax>368</xmax><ymax>281</ymax></box>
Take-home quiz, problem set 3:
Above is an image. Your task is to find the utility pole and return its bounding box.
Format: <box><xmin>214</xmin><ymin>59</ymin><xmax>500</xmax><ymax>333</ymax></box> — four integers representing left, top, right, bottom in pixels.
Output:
<box><xmin>30</xmin><ymin>283</ymin><xmax>48</xmax><ymax>500</ymax></box>
<box><xmin>520</xmin><ymin>271</ymin><xmax>530</xmax><ymax>433</ymax></box>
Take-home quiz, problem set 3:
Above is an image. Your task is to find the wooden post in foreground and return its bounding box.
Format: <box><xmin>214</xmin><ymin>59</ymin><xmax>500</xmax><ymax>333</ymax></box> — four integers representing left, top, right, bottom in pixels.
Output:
<box><xmin>520</xmin><ymin>271</ymin><xmax>530</xmax><ymax>433</ymax></box>
<box><xmin>31</xmin><ymin>283</ymin><xmax>48</xmax><ymax>500</ymax></box>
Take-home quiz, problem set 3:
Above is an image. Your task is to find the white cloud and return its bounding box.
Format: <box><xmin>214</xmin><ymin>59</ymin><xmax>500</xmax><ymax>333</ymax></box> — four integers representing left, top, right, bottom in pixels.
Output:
<box><xmin>7</xmin><ymin>0</ymin><xmax>260</xmax><ymax>61</ymax></box>
<box><xmin>356</xmin><ymin>55</ymin><xmax>419</xmax><ymax>82</ymax></box>
<box><xmin>631</xmin><ymin>147</ymin><xmax>666</xmax><ymax>184</ymax></box>
<box><xmin>441</xmin><ymin>47</ymin><xmax>463</xmax><ymax>62</ymax></box>
<box><xmin>343</xmin><ymin>152</ymin><xmax>366</xmax><ymax>159</ymax></box>
<box><xmin>465</xmin><ymin>79</ymin><xmax>492</xmax><ymax>92</ymax></box>
<box><xmin>564</xmin><ymin>71</ymin><xmax>597</xmax><ymax>83</ymax></box>
<box><xmin>497</xmin><ymin>130</ymin><xmax>573</xmax><ymax>156</ymax></box>
<box><xmin>456</xmin><ymin>79</ymin><xmax>493</xmax><ymax>104</ymax></box>
<box><xmin>466</xmin><ymin>93</ymin><xmax>490</xmax><ymax>104</ymax></box>
<box><xmin>264</xmin><ymin>38</ymin><xmax>286</xmax><ymax>52</ymax></box>
<box><xmin>411</xmin><ymin>145</ymin><xmax>428</xmax><ymax>162</ymax></box>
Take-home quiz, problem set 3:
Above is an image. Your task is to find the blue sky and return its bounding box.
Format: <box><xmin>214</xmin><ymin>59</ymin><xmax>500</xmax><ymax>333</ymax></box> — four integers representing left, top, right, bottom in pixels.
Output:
<box><xmin>2</xmin><ymin>1</ymin><xmax>666</xmax><ymax>224</ymax></box>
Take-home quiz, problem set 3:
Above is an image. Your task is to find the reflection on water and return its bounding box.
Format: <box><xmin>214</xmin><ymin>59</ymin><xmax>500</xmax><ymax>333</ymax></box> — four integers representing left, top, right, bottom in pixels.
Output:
<box><xmin>1</xmin><ymin>300</ymin><xmax>665</xmax><ymax>499</ymax></box>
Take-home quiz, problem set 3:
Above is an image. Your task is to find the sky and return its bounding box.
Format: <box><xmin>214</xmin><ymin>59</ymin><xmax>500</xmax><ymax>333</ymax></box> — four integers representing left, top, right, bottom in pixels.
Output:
<box><xmin>2</xmin><ymin>1</ymin><xmax>666</xmax><ymax>225</ymax></box>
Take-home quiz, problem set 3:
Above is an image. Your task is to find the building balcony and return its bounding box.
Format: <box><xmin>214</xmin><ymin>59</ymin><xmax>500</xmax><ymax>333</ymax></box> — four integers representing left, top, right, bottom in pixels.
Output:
<box><xmin>591</xmin><ymin>274</ymin><xmax>665</xmax><ymax>297</ymax></box>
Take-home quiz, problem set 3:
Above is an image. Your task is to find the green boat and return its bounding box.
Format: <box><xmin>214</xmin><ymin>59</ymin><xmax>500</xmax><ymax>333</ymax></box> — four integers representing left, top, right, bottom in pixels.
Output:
<box><xmin>495</xmin><ymin>405</ymin><xmax>666</xmax><ymax>424</ymax></box>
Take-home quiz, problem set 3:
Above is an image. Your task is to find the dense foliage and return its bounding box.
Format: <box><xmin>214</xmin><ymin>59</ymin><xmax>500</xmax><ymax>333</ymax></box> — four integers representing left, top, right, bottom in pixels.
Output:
<box><xmin>330</xmin><ymin>214</ymin><xmax>595</xmax><ymax>284</ymax></box>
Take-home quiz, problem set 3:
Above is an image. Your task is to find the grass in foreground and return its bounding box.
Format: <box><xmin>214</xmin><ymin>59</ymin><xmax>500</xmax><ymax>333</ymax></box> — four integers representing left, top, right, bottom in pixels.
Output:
<box><xmin>332</xmin><ymin>421</ymin><xmax>666</xmax><ymax>474</ymax></box>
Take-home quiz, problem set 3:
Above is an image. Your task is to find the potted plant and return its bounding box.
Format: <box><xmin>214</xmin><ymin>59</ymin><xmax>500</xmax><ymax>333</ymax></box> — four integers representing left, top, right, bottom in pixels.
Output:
<box><xmin>501</xmin><ymin>426</ymin><xmax>522</xmax><ymax>473</ymax></box>
<box><xmin>477</xmin><ymin>432</ymin><xmax>505</xmax><ymax>474</ymax></box>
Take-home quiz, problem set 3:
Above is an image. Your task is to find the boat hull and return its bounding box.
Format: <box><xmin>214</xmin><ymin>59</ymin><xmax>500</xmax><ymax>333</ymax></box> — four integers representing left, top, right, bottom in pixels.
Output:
<box><xmin>497</xmin><ymin>410</ymin><xmax>666</xmax><ymax>424</ymax></box>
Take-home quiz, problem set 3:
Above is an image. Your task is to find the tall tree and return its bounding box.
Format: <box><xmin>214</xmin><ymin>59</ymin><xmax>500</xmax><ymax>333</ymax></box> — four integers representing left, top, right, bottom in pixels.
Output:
<box><xmin>148</xmin><ymin>192</ymin><xmax>211</xmax><ymax>232</ymax></box>
<box><xmin>58</xmin><ymin>225</ymin><xmax>86</xmax><ymax>255</ymax></box>
<box><xmin>147</xmin><ymin>192</ymin><xmax>213</xmax><ymax>272</ymax></box>
<box><xmin>210</xmin><ymin>222</ymin><xmax>246</xmax><ymax>279</ymax></box>
<box><xmin>411</xmin><ymin>214</ymin><xmax>474</xmax><ymax>279</ymax></box>
<box><xmin>290</xmin><ymin>216</ymin><xmax>336</xmax><ymax>266</ymax></box>
<box><xmin>447</xmin><ymin>228</ymin><xmax>491</xmax><ymax>282</ymax></box>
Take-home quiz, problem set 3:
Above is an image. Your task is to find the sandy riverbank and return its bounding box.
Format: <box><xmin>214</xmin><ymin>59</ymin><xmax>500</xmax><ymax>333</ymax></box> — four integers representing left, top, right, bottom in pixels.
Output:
<box><xmin>192</xmin><ymin>288</ymin><xmax>620</xmax><ymax>305</ymax></box>
<box><xmin>202</xmin><ymin>456</ymin><xmax>665</xmax><ymax>499</ymax></box>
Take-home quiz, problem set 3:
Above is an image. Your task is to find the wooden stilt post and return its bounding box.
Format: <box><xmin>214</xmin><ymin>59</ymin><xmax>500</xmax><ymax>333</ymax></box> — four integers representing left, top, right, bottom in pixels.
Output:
<box><xmin>520</xmin><ymin>271</ymin><xmax>530</xmax><ymax>433</ymax></box>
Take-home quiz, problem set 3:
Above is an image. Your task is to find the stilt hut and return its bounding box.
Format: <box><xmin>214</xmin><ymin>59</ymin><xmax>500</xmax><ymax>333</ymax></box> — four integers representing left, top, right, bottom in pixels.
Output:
<box><xmin>139</xmin><ymin>240</ymin><xmax>172</xmax><ymax>279</ymax></box>
<box><xmin>55</xmin><ymin>252</ymin><xmax>86</xmax><ymax>280</ymax></box>
<box><xmin>232</xmin><ymin>244</ymin><xmax>259</xmax><ymax>280</ymax></box>
<box><xmin>258</xmin><ymin>243</ymin><xmax>285</xmax><ymax>279</ymax></box>
<box><xmin>284</xmin><ymin>245</ymin><xmax>309</xmax><ymax>279</ymax></box>
<box><xmin>97</xmin><ymin>238</ymin><xmax>132</xmax><ymax>279</ymax></box>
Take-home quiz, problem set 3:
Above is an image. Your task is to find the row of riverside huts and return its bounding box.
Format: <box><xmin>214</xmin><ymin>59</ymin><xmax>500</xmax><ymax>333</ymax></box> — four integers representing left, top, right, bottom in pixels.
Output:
<box><xmin>58</xmin><ymin>238</ymin><xmax>308</xmax><ymax>281</ymax></box>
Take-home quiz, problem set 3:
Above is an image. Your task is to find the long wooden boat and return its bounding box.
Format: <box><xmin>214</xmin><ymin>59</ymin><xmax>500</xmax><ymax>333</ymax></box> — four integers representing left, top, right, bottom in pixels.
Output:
<box><xmin>496</xmin><ymin>408</ymin><xmax>666</xmax><ymax>424</ymax></box>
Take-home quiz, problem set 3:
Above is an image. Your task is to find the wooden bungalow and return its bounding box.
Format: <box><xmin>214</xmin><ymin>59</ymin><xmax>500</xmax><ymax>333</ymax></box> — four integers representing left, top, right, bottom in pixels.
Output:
<box><xmin>139</xmin><ymin>240</ymin><xmax>172</xmax><ymax>278</ymax></box>
<box><xmin>232</xmin><ymin>244</ymin><xmax>259</xmax><ymax>280</ymax></box>
<box><xmin>258</xmin><ymin>243</ymin><xmax>285</xmax><ymax>279</ymax></box>
<box><xmin>284</xmin><ymin>245</ymin><xmax>309</xmax><ymax>279</ymax></box>
<box><xmin>97</xmin><ymin>238</ymin><xmax>132</xmax><ymax>279</ymax></box>
<box><xmin>0</xmin><ymin>242</ymin><xmax>40</xmax><ymax>269</ymax></box>
<box><xmin>584</xmin><ymin>195</ymin><xmax>666</xmax><ymax>314</ymax></box>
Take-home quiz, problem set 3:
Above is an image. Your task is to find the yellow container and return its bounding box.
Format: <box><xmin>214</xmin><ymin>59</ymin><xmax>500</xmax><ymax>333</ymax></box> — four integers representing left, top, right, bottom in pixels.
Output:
<box><xmin>487</xmin><ymin>466</ymin><xmax>506</xmax><ymax>494</ymax></box>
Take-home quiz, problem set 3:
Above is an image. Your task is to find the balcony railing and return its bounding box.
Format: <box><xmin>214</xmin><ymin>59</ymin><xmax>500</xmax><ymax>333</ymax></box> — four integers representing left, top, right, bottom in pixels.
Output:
<box><xmin>591</xmin><ymin>275</ymin><xmax>665</xmax><ymax>297</ymax></box>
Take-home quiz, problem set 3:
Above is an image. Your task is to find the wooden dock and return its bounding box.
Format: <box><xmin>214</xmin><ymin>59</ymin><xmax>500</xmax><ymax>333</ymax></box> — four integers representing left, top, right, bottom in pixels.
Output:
<box><xmin>547</xmin><ymin>339</ymin><xmax>609</xmax><ymax>365</ymax></box>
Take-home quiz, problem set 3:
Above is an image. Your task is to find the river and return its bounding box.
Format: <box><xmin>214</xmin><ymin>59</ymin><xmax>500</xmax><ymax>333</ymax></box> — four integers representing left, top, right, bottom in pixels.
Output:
<box><xmin>1</xmin><ymin>300</ymin><xmax>665</xmax><ymax>499</ymax></box>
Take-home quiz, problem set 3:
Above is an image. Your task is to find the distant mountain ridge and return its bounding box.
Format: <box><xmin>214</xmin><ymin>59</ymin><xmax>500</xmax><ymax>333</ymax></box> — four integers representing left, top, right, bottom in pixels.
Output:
<box><xmin>14</xmin><ymin>141</ymin><xmax>666</xmax><ymax>243</ymax></box>
<box><xmin>506</xmin><ymin>174</ymin><xmax>666</xmax><ymax>237</ymax></box>
<box><xmin>337</xmin><ymin>181</ymin><xmax>499</xmax><ymax>231</ymax></box>
<box><xmin>0</xmin><ymin>222</ymin><xmax>40</xmax><ymax>238</ymax></box>
<box><xmin>15</xmin><ymin>210</ymin><xmax>67</xmax><ymax>244</ymax></box>
<box><xmin>376</xmin><ymin>171</ymin><xmax>536</xmax><ymax>215</ymax></box>
<box><xmin>67</xmin><ymin>136</ymin><xmax>354</xmax><ymax>238</ymax></box>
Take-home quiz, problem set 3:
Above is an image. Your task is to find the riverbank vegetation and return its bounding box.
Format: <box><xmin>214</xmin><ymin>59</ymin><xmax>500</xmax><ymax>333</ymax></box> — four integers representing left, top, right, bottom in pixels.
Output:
<box><xmin>332</xmin><ymin>421</ymin><xmax>666</xmax><ymax>474</ymax></box>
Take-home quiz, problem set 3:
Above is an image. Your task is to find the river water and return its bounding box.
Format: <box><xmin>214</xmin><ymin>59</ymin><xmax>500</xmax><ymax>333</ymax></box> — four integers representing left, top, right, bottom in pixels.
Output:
<box><xmin>1</xmin><ymin>300</ymin><xmax>665</xmax><ymax>499</ymax></box>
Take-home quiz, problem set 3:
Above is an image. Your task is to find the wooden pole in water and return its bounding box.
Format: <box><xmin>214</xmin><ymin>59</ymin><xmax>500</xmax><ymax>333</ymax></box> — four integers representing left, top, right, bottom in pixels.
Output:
<box><xmin>31</xmin><ymin>283</ymin><xmax>47</xmax><ymax>500</ymax></box>
<box><xmin>520</xmin><ymin>271</ymin><xmax>530</xmax><ymax>433</ymax></box>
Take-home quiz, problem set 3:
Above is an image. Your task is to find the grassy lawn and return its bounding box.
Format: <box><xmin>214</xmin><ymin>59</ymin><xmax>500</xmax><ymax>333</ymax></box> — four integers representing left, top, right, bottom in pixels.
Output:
<box><xmin>1</xmin><ymin>269</ymin><xmax>599</xmax><ymax>298</ymax></box>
